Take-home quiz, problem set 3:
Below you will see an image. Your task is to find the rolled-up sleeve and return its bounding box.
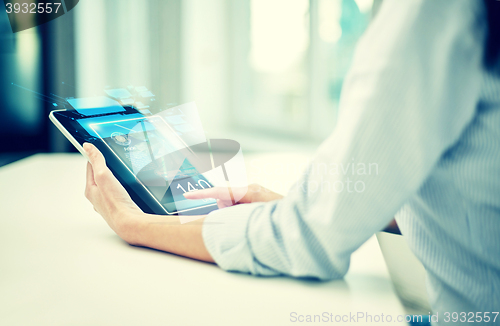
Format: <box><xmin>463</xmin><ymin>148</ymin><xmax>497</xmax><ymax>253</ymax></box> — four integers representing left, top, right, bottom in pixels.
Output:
<box><xmin>203</xmin><ymin>203</ymin><xmax>281</xmax><ymax>276</ymax></box>
<box><xmin>203</xmin><ymin>0</ymin><xmax>486</xmax><ymax>279</ymax></box>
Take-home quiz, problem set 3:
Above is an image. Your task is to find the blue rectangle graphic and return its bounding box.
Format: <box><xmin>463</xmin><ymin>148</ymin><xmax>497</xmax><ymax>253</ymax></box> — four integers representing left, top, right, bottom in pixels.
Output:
<box><xmin>67</xmin><ymin>96</ymin><xmax>126</xmax><ymax>116</ymax></box>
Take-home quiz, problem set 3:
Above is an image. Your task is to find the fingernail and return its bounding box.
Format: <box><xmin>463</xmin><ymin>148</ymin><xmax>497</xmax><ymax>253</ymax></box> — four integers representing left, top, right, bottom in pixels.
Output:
<box><xmin>83</xmin><ymin>143</ymin><xmax>91</xmax><ymax>153</ymax></box>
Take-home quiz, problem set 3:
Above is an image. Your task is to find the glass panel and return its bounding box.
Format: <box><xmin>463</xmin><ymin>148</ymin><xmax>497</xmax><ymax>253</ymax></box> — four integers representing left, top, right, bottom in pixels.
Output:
<box><xmin>309</xmin><ymin>0</ymin><xmax>372</xmax><ymax>139</ymax></box>
<box><xmin>233</xmin><ymin>0</ymin><xmax>310</xmax><ymax>135</ymax></box>
<box><xmin>231</xmin><ymin>0</ymin><xmax>373</xmax><ymax>140</ymax></box>
<box><xmin>320</xmin><ymin>0</ymin><xmax>371</xmax><ymax>102</ymax></box>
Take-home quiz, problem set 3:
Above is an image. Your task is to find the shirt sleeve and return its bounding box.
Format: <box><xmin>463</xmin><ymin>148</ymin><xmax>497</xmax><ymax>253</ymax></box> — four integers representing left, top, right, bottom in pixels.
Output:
<box><xmin>202</xmin><ymin>0</ymin><xmax>486</xmax><ymax>280</ymax></box>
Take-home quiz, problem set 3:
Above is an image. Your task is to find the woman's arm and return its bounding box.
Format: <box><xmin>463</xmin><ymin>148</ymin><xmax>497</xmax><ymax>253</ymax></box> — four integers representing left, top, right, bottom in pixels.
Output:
<box><xmin>197</xmin><ymin>0</ymin><xmax>486</xmax><ymax>279</ymax></box>
<box><xmin>126</xmin><ymin>213</ymin><xmax>214</xmax><ymax>263</ymax></box>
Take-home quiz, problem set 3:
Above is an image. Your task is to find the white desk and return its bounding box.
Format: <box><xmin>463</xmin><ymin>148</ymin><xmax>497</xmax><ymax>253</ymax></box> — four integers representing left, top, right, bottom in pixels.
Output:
<box><xmin>0</xmin><ymin>154</ymin><xmax>405</xmax><ymax>326</ymax></box>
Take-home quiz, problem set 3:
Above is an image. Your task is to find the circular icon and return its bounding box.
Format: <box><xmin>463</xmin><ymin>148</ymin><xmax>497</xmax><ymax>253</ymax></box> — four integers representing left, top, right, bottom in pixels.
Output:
<box><xmin>111</xmin><ymin>132</ymin><xmax>131</xmax><ymax>146</ymax></box>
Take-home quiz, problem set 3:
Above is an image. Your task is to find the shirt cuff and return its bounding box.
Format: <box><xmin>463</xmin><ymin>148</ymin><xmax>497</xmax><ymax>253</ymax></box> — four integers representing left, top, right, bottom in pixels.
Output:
<box><xmin>202</xmin><ymin>203</ymin><xmax>277</xmax><ymax>275</ymax></box>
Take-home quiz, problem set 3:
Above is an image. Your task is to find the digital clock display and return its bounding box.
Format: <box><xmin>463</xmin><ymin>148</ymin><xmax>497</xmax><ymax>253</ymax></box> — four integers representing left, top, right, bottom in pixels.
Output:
<box><xmin>176</xmin><ymin>179</ymin><xmax>211</xmax><ymax>193</ymax></box>
<box><xmin>167</xmin><ymin>175</ymin><xmax>215</xmax><ymax>211</ymax></box>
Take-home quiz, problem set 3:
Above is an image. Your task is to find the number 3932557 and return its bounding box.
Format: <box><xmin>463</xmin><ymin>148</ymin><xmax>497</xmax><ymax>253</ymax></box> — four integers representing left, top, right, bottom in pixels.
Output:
<box><xmin>5</xmin><ymin>2</ymin><xmax>62</xmax><ymax>14</ymax></box>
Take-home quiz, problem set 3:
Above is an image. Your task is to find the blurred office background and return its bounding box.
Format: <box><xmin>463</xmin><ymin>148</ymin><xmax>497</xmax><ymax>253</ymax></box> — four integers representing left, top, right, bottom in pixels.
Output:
<box><xmin>0</xmin><ymin>0</ymin><xmax>380</xmax><ymax>166</ymax></box>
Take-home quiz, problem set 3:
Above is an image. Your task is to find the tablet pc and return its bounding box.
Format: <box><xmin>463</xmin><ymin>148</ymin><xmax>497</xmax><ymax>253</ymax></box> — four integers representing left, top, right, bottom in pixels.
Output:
<box><xmin>49</xmin><ymin>106</ymin><xmax>218</xmax><ymax>216</ymax></box>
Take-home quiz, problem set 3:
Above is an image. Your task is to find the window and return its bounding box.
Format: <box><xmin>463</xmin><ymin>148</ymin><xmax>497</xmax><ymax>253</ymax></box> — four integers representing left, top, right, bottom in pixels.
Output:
<box><xmin>74</xmin><ymin>0</ymin><xmax>374</xmax><ymax>146</ymax></box>
<box><xmin>230</xmin><ymin>0</ymin><xmax>373</xmax><ymax>140</ymax></box>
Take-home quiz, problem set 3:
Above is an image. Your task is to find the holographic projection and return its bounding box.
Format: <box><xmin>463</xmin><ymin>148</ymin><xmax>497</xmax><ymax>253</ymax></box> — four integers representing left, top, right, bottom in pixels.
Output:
<box><xmin>45</xmin><ymin>84</ymin><xmax>248</xmax><ymax>223</ymax></box>
<box><xmin>88</xmin><ymin>101</ymin><xmax>247</xmax><ymax>223</ymax></box>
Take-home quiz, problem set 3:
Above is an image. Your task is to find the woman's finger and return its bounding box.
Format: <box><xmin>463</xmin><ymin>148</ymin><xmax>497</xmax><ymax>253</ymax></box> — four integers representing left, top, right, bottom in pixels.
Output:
<box><xmin>84</xmin><ymin>143</ymin><xmax>105</xmax><ymax>169</ymax></box>
<box><xmin>85</xmin><ymin>162</ymin><xmax>98</xmax><ymax>202</ymax></box>
<box><xmin>86</xmin><ymin>161</ymin><xmax>96</xmax><ymax>186</ymax></box>
<box><xmin>83</xmin><ymin>143</ymin><xmax>133</xmax><ymax>203</ymax></box>
<box><xmin>84</xmin><ymin>143</ymin><xmax>112</xmax><ymax>185</ymax></box>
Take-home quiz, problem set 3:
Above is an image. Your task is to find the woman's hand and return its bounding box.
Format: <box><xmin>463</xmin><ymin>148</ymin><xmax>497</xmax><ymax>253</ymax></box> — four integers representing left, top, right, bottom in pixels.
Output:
<box><xmin>183</xmin><ymin>183</ymin><xmax>283</xmax><ymax>208</ymax></box>
<box><xmin>83</xmin><ymin>143</ymin><xmax>213</xmax><ymax>262</ymax></box>
<box><xmin>84</xmin><ymin>143</ymin><xmax>143</xmax><ymax>243</ymax></box>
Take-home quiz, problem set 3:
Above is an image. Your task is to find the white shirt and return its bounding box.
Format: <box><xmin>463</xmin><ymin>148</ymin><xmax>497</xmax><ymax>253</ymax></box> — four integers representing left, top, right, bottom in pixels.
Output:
<box><xmin>203</xmin><ymin>0</ymin><xmax>500</xmax><ymax>323</ymax></box>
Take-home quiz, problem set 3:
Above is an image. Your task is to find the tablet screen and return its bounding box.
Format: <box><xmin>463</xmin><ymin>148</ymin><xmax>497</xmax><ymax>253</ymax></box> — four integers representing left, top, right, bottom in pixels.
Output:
<box><xmin>52</xmin><ymin>107</ymin><xmax>217</xmax><ymax>215</ymax></box>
